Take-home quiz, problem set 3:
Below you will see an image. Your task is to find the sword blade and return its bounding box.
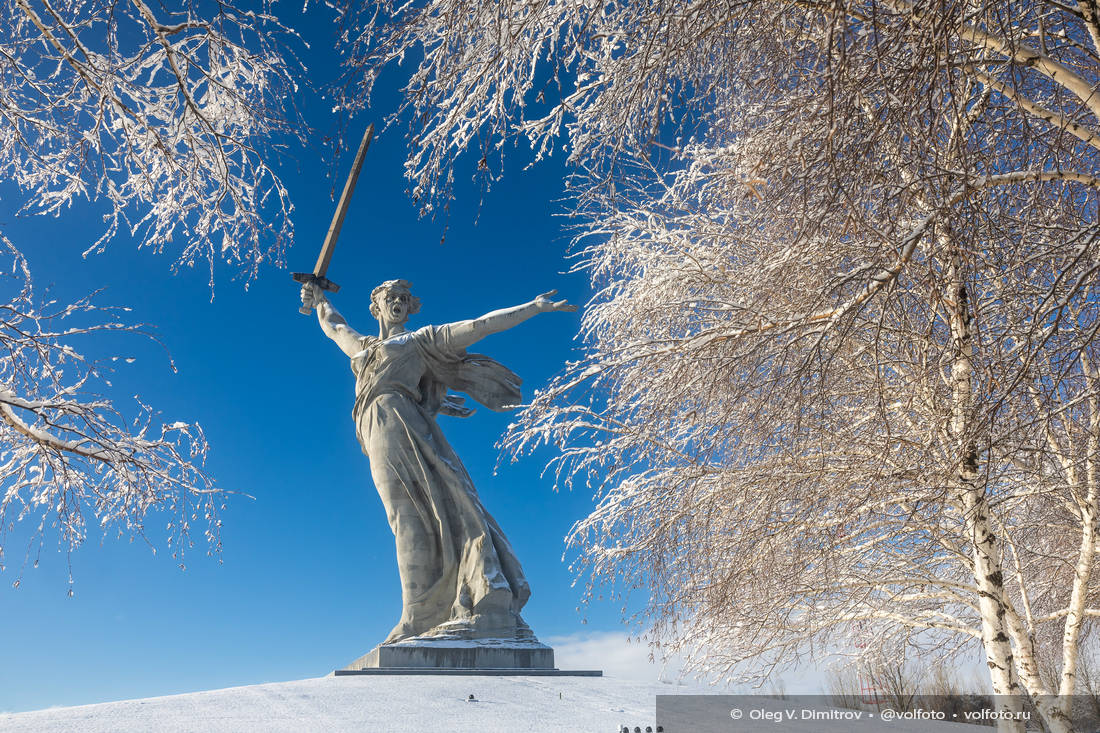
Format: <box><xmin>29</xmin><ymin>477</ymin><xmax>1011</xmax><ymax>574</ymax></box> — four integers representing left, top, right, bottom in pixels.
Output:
<box><xmin>313</xmin><ymin>123</ymin><xmax>375</xmax><ymax>278</ymax></box>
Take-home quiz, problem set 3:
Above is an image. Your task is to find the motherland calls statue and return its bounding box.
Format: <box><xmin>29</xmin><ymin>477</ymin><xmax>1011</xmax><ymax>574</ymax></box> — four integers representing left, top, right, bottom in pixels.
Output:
<box><xmin>300</xmin><ymin>279</ymin><xmax>575</xmax><ymax>646</ymax></box>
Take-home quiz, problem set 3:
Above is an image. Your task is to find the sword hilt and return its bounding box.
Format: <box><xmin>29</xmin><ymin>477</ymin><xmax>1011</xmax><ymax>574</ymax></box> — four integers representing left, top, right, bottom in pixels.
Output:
<box><xmin>292</xmin><ymin>272</ymin><xmax>340</xmax><ymax>315</ymax></box>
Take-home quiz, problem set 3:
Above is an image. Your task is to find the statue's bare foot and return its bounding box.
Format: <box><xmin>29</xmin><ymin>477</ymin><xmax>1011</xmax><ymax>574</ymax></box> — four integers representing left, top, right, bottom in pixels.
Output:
<box><xmin>384</xmin><ymin>621</ymin><xmax>418</xmax><ymax>644</ymax></box>
<box><xmin>514</xmin><ymin>614</ymin><xmax>535</xmax><ymax>640</ymax></box>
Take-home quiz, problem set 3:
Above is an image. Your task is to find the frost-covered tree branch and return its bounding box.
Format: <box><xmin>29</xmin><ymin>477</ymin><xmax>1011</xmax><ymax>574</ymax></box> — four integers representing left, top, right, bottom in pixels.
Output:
<box><xmin>1</xmin><ymin>0</ymin><xmax>303</xmax><ymax>283</ymax></box>
<box><xmin>0</xmin><ymin>0</ymin><xmax>305</xmax><ymax>589</ymax></box>
<box><xmin>0</xmin><ymin>238</ymin><xmax>222</xmax><ymax>587</ymax></box>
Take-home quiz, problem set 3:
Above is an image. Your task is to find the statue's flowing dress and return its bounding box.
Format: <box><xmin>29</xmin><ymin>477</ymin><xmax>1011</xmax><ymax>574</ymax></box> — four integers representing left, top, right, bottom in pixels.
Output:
<box><xmin>350</xmin><ymin>323</ymin><xmax>531</xmax><ymax>642</ymax></box>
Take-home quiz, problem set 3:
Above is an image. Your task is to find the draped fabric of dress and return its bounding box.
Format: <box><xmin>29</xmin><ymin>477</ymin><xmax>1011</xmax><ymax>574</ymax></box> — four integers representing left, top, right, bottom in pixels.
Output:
<box><xmin>350</xmin><ymin>324</ymin><xmax>532</xmax><ymax>641</ymax></box>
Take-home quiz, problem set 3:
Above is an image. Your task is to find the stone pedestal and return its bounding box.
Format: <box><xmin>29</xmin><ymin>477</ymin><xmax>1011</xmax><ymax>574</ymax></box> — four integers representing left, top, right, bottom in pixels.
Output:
<box><xmin>345</xmin><ymin>637</ymin><xmax>555</xmax><ymax>671</ymax></box>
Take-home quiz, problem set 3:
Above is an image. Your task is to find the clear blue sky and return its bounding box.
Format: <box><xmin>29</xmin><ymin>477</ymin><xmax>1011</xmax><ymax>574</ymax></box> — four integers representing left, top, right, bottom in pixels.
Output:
<box><xmin>0</xmin><ymin>4</ymin><xmax>629</xmax><ymax>713</ymax></box>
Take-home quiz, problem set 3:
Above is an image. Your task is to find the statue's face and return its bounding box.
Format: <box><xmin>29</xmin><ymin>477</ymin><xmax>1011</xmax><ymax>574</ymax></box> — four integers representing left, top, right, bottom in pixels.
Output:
<box><xmin>377</xmin><ymin>289</ymin><xmax>411</xmax><ymax>327</ymax></box>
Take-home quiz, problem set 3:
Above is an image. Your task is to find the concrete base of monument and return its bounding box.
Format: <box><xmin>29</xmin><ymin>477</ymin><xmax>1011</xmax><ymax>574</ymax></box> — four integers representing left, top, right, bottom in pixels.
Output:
<box><xmin>338</xmin><ymin>638</ymin><xmax>602</xmax><ymax>676</ymax></box>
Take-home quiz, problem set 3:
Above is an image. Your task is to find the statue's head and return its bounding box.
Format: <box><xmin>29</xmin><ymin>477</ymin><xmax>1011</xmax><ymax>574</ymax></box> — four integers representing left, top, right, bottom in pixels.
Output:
<box><xmin>370</xmin><ymin>279</ymin><xmax>422</xmax><ymax>326</ymax></box>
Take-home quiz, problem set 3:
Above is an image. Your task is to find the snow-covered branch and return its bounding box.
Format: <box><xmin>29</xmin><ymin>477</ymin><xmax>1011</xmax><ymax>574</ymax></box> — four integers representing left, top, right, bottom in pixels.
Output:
<box><xmin>0</xmin><ymin>238</ymin><xmax>223</xmax><ymax>585</ymax></box>
<box><xmin>1</xmin><ymin>0</ymin><xmax>303</xmax><ymax>284</ymax></box>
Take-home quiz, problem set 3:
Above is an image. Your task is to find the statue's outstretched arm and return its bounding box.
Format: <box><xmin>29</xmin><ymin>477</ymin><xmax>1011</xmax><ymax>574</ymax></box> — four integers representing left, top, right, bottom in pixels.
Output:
<box><xmin>301</xmin><ymin>283</ymin><xmax>367</xmax><ymax>357</ymax></box>
<box><xmin>448</xmin><ymin>290</ymin><xmax>576</xmax><ymax>351</ymax></box>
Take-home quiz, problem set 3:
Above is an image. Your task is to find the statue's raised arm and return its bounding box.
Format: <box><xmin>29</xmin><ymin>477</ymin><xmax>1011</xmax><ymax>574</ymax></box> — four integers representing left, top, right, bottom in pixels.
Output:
<box><xmin>301</xmin><ymin>282</ymin><xmax>367</xmax><ymax>357</ymax></box>
<box><xmin>445</xmin><ymin>290</ymin><xmax>577</xmax><ymax>351</ymax></box>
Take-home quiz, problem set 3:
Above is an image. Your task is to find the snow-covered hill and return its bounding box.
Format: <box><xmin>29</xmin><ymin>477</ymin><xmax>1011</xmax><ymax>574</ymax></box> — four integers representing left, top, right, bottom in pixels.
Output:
<box><xmin>0</xmin><ymin>674</ymin><xmax>986</xmax><ymax>733</ymax></box>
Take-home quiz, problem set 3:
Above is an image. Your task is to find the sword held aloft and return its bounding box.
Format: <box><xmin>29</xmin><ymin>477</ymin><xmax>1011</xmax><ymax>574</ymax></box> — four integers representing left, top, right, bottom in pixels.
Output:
<box><xmin>293</xmin><ymin>123</ymin><xmax>375</xmax><ymax>315</ymax></box>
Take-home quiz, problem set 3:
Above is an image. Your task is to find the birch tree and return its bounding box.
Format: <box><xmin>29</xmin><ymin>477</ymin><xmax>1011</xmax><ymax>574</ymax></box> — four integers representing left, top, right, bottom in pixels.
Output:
<box><xmin>0</xmin><ymin>0</ymin><xmax>300</xmax><ymax>579</ymax></box>
<box><xmin>340</xmin><ymin>1</ymin><xmax>1100</xmax><ymax>730</ymax></box>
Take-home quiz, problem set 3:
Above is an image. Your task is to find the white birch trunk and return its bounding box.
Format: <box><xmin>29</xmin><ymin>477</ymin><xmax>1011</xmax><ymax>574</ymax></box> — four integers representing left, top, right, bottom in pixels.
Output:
<box><xmin>1000</xmin><ymin>604</ymin><xmax>1074</xmax><ymax>733</ymax></box>
<box><xmin>1054</xmin><ymin>356</ymin><xmax>1100</xmax><ymax>725</ymax></box>
<box><xmin>948</xmin><ymin>257</ymin><xmax>1026</xmax><ymax>733</ymax></box>
<box><xmin>1061</xmin><ymin>522</ymin><xmax>1095</xmax><ymax>694</ymax></box>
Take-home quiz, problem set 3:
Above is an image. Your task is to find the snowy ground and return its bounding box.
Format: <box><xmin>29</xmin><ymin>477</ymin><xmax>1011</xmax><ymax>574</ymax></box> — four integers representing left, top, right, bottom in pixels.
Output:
<box><xmin>0</xmin><ymin>674</ymin><xmax>990</xmax><ymax>733</ymax></box>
